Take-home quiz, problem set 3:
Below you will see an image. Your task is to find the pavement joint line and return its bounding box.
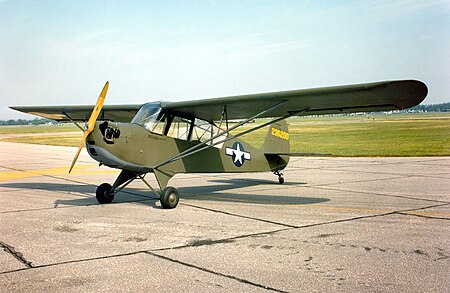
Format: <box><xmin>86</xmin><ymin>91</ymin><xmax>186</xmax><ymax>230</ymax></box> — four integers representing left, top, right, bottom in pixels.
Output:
<box><xmin>286</xmin><ymin>162</ymin><xmax>450</xmax><ymax>179</ymax></box>
<box><xmin>186</xmin><ymin>195</ymin><xmax>376</xmax><ymax>213</ymax></box>
<box><xmin>318</xmin><ymin>168</ymin><xmax>450</xmax><ymax>181</ymax></box>
<box><xmin>306</xmin><ymin>185</ymin><xmax>450</xmax><ymax>204</ymax></box>
<box><xmin>375</xmin><ymin>159</ymin><xmax>449</xmax><ymax>166</ymax></box>
<box><xmin>396</xmin><ymin>212</ymin><xmax>450</xmax><ymax>220</ymax></box>
<box><xmin>155</xmin><ymin>203</ymin><xmax>450</xmax><ymax>253</ymax></box>
<box><xmin>0</xmin><ymin>203</ymin><xmax>444</xmax><ymax>276</ymax></box>
<box><xmin>288</xmin><ymin>165</ymin><xmax>450</xmax><ymax>181</ymax></box>
<box><xmin>177</xmin><ymin>202</ymin><xmax>298</xmax><ymax>228</ymax></box>
<box><xmin>0</xmin><ymin>227</ymin><xmax>292</xmax><ymax>276</ymax></box>
<box><xmin>145</xmin><ymin>251</ymin><xmax>288</xmax><ymax>293</ymax></box>
<box><xmin>394</xmin><ymin>204</ymin><xmax>450</xmax><ymax>220</ymax></box>
<box><xmin>0</xmin><ymin>250</ymin><xmax>149</xmax><ymax>275</ymax></box>
<box><xmin>306</xmin><ymin>175</ymin><xmax>409</xmax><ymax>188</ymax></box>
<box><xmin>284</xmin><ymin>203</ymin><xmax>450</xmax><ymax>230</ymax></box>
<box><xmin>0</xmin><ymin>240</ymin><xmax>33</xmax><ymax>269</ymax></box>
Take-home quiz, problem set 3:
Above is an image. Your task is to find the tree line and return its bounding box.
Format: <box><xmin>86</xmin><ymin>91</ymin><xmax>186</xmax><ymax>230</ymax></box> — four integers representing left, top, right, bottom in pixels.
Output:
<box><xmin>0</xmin><ymin>118</ymin><xmax>54</xmax><ymax>126</ymax></box>
<box><xmin>405</xmin><ymin>102</ymin><xmax>450</xmax><ymax>112</ymax></box>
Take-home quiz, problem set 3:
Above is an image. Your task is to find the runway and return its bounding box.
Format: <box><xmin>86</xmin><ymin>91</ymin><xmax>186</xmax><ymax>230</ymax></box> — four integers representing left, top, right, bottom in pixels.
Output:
<box><xmin>0</xmin><ymin>141</ymin><xmax>449</xmax><ymax>292</ymax></box>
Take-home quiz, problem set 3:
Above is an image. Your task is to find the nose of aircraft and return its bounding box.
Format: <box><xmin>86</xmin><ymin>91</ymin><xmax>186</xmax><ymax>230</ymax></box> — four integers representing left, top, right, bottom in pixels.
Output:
<box><xmin>98</xmin><ymin>121</ymin><xmax>121</xmax><ymax>144</ymax></box>
<box><xmin>86</xmin><ymin>121</ymin><xmax>122</xmax><ymax>164</ymax></box>
<box><xmin>85</xmin><ymin>121</ymin><xmax>148</xmax><ymax>172</ymax></box>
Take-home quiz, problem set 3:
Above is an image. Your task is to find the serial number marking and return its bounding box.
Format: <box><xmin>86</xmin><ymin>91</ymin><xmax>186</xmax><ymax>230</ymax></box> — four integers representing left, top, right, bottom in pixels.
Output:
<box><xmin>271</xmin><ymin>128</ymin><xmax>289</xmax><ymax>140</ymax></box>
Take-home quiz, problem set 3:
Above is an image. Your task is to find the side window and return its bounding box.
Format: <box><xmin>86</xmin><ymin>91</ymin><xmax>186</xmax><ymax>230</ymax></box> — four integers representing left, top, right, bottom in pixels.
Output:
<box><xmin>164</xmin><ymin>115</ymin><xmax>228</xmax><ymax>145</ymax></box>
<box><xmin>191</xmin><ymin>118</ymin><xmax>228</xmax><ymax>146</ymax></box>
<box><xmin>191</xmin><ymin>119</ymin><xmax>213</xmax><ymax>143</ymax></box>
<box><xmin>151</xmin><ymin>116</ymin><xmax>166</xmax><ymax>135</ymax></box>
<box><xmin>166</xmin><ymin>116</ymin><xmax>191</xmax><ymax>140</ymax></box>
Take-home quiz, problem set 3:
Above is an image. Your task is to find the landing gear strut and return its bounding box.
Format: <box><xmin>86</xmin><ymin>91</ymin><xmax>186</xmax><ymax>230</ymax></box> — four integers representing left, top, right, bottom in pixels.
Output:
<box><xmin>95</xmin><ymin>170</ymin><xmax>137</xmax><ymax>205</ymax></box>
<box><xmin>274</xmin><ymin>171</ymin><xmax>284</xmax><ymax>184</ymax></box>
<box><xmin>95</xmin><ymin>170</ymin><xmax>179</xmax><ymax>209</ymax></box>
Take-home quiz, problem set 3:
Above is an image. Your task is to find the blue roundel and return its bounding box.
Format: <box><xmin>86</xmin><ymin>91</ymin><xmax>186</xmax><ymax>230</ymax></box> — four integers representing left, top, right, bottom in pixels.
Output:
<box><xmin>225</xmin><ymin>142</ymin><xmax>251</xmax><ymax>167</ymax></box>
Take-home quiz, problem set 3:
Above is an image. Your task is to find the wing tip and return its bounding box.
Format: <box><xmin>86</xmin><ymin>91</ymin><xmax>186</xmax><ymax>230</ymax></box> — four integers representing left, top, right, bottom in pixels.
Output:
<box><xmin>389</xmin><ymin>80</ymin><xmax>428</xmax><ymax>109</ymax></box>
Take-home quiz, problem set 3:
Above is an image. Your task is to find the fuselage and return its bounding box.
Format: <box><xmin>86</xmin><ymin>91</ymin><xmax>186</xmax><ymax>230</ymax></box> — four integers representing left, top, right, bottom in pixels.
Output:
<box><xmin>86</xmin><ymin>121</ymin><xmax>288</xmax><ymax>175</ymax></box>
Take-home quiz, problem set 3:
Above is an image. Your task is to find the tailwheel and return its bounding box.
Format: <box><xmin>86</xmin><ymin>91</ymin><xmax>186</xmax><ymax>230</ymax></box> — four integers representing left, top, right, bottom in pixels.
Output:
<box><xmin>160</xmin><ymin>187</ymin><xmax>179</xmax><ymax>209</ymax></box>
<box><xmin>274</xmin><ymin>171</ymin><xmax>284</xmax><ymax>184</ymax></box>
<box><xmin>96</xmin><ymin>183</ymin><xmax>115</xmax><ymax>204</ymax></box>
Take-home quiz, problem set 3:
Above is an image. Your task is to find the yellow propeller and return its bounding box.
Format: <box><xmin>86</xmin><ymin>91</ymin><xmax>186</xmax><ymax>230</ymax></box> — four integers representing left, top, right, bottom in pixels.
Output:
<box><xmin>69</xmin><ymin>81</ymin><xmax>109</xmax><ymax>173</ymax></box>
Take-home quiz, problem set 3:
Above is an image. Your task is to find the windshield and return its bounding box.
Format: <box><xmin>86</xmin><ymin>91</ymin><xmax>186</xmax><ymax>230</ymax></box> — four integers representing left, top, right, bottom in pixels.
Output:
<box><xmin>131</xmin><ymin>102</ymin><xmax>165</xmax><ymax>133</ymax></box>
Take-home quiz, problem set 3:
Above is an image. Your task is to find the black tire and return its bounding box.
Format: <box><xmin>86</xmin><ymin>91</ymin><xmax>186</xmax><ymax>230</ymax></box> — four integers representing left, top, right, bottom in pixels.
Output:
<box><xmin>278</xmin><ymin>177</ymin><xmax>285</xmax><ymax>184</ymax></box>
<box><xmin>96</xmin><ymin>183</ymin><xmax>114</xmax><ymax>204</ymax></box>
<box><xmin>160</xmin><ymin>187</ymin><xmax>179</xmax><ymax>209</ymax></box>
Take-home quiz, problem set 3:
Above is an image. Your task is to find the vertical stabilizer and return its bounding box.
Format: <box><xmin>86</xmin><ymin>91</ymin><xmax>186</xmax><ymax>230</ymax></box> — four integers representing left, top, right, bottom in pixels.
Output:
<box><xmin>261</xmin><ymin>120</ymin><xmax>290</xmax><ymax>172</ymax></box>
<box><xmin>262</xmin><ymin>120</ymin><xmax>290</xmax><ymax>154</ymax></box>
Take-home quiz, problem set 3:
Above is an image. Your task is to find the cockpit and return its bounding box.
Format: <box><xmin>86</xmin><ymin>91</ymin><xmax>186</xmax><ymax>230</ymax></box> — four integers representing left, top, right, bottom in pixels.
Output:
<box><xmin>131</xmin><ymin>102</ymin><xmax>165</xmax><ymax>133</ymax></box>
<box><xmin>131</xmin><ymin>102</ymin><xmax>227</xmax><ymax>145</ymax></box>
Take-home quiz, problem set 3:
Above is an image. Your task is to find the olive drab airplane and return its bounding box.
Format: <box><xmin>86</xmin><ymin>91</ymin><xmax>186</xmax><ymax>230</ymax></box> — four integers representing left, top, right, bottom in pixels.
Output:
<box><xmin>10</xmin><ymin>80</ymin><xmax>428</xmax><ymax>209</ymax></box>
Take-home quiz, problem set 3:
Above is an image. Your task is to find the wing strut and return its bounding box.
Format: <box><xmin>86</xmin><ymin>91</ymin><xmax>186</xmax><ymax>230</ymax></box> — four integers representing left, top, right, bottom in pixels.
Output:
<box><xmin>217</xmin><ymin>105</ymin><xmax>229</xmax><ymax>131</ymax></box>
<box><xmin>62</xmin><ymin>112</ymin><xmax>85</xmax><ymax>132</ymax></box>
<box><xmin>153</xmin><ymin>103</ymin><xmax>308</xmax><ymax>169</ymax></box>
<box><xmin>156</xmin><ymin>109</ymin><xmax>306</xmax><ymax>168</ymax></box>
<box><xmin>153</xmin><ymin>100</ymin><xmax>287</xmax><ymax>169</ymax></box>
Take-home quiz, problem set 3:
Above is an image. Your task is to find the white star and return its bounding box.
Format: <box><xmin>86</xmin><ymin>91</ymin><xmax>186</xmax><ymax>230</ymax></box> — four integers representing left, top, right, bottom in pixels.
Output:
<box><xmin>225</xmin><ymin>143</ymin><xmax>251</xmax><ymax>166</ymax></box>
<box><xmin>233</xmin><ymin>143</ymin><xmax>244</xmax><ymax>164</ymax></box>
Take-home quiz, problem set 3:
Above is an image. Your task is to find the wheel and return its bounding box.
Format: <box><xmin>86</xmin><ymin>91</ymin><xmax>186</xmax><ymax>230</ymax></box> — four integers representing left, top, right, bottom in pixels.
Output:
<box><xmin>96</xmin><ymin>183</ymin><xmax>114</xmax><ymax>204</ymax></box>
<box><xmin>278</xmin><ymin>177</ymin><xmax>284</xmax><ymax>184</ymax></box>
<box><xmin>160</xmin><ymin>187</ymin><xmax>179</xmax><ymax>209</ymax></box>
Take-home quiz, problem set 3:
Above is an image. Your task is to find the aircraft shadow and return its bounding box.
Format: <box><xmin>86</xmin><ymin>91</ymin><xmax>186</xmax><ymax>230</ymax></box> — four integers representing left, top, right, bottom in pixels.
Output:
<box><xmin>0</xmin><ymin>182</ymin><xmax>96</xmax><ymax>194</ymax></box>
<box><xmin>0</xmin><ymin>182</ymin><xmax>155</xmax><ymax>208</ymax></box>
<box><xmin>177</xmin><ymin>178</ymin><xmax>329</xmax><ymax>205</ymax></box>
<box><xmin>0</xmin><ymin>178</ymin><xmax>329</xmax><ymax>207</ymax></box>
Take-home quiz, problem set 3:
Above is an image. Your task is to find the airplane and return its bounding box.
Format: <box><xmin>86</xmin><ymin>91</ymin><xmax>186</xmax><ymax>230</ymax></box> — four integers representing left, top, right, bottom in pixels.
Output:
<box><xmin>10</xmin><ymin>80</ymin><xmax>427</xmax><ymax>209</ymax></box>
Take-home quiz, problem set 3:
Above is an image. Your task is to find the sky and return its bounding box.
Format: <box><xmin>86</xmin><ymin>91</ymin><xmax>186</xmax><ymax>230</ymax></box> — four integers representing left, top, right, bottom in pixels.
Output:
<box><xmin>1</xmin><ymin>0</ymin><xmax>449</xmax><ymax>119</ymax></box>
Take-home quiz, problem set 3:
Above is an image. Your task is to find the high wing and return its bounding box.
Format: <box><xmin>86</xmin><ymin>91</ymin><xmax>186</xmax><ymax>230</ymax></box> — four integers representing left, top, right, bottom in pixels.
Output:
<box><xmin>162</xmin><ymin>80</ymin><xmax>427</xmax><ymax>122</ymax></box>
<box><xmin>10</xmin><ymin>80</ymin><xmax>427</xmax><ymax>123</ymax></box>
<box><xmin>9</xmin><ymin>104</ymin><xmax>142</xmax><ymax>122</ymax></box>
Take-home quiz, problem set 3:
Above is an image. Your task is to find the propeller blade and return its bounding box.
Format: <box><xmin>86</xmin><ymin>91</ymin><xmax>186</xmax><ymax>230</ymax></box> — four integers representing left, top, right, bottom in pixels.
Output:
<box><xmin>86</xmin><ymin>81</ymin><xmax>109</xmax><ymax>134</ymax></box>
<box><xmin>68</xmin><ymin>81</ymin><xmax>109</xmax><ymax>173</ymax></box>
<box><xmin>69</xmin><ymin>131</ymin><xmax>89</xmax><ymax>173</ymax></box>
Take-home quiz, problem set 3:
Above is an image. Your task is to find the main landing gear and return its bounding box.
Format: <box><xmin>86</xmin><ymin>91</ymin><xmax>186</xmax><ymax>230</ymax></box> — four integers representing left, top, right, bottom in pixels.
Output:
<box><xmin>274</xmin><ymin>171</ymin><xmax>284</xmax><ymax>184</ymax></box>
<box><xmin>94</xmin><ymin>170</ymin><xmax>179</xmax><ymax>209</ymax></box>
<box><xmin>160</xmin><ymin>187</ymin><xmax>179</xmax><ymax>209</ymax></box>
<box><xmin>96</xmin><ymin>183</ymin><xmax>114</xmax><ymax>204</ymax></box>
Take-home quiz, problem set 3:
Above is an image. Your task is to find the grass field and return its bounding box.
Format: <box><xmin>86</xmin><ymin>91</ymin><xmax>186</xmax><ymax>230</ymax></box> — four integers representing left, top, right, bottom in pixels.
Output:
<box><xmin>1</xmin><ymin>113</ymin><xmax>449</xmax><ymax>156</ymax></box>
<box><xmin>0</xmin><ymin>124</ymin><xmax>78</xmax><ymax>134</ymax></box>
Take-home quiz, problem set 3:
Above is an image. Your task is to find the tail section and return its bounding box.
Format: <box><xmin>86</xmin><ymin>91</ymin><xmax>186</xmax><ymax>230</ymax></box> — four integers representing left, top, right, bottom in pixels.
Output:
<box><xmin>262</xmin><ymin>120</ymin><xmax>290</xmax><ymax>154</ymax></box>
<box><xmin>262</xmin><ymin>120</ymin><xmax>290</xmax><ymax>171</ymax></box>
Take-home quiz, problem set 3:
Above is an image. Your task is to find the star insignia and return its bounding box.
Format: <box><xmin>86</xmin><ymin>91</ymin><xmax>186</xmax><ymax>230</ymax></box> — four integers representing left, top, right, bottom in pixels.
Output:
<box><xmin>225</xmin><ymin>142</ymin><xmax>251</xmax><ymax>167</ymax></box>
